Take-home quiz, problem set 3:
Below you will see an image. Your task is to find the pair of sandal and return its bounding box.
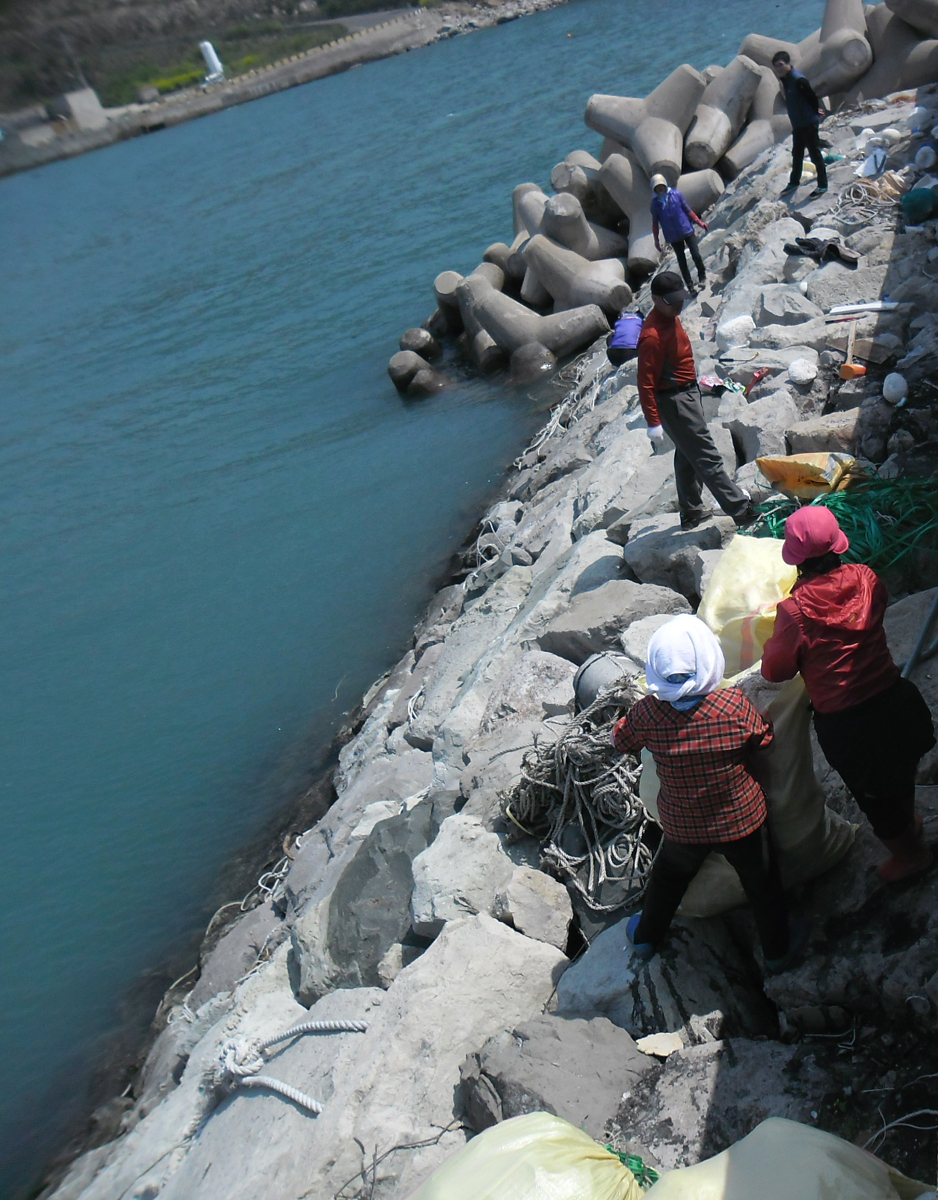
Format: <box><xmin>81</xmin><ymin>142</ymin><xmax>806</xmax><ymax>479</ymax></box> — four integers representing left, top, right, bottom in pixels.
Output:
<box><xmin>783</xmin><ymin>236</ymin><xmax>861</xmax><ymax>268</ymax></box>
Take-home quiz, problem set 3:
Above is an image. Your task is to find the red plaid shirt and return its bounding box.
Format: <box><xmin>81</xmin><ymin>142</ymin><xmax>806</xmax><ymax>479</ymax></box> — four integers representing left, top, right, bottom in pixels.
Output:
<box><xmin>612</xmin><ymin>688</ymin><xmax>773</xmax><ymax>844</ymax></box>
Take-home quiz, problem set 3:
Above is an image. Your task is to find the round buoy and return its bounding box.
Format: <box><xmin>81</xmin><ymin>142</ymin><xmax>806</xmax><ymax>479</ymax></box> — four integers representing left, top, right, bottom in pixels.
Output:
<box><xmin>883</xmin><ymin>373</ymin><xmax>908</xmax><ymax>404</ymax></box>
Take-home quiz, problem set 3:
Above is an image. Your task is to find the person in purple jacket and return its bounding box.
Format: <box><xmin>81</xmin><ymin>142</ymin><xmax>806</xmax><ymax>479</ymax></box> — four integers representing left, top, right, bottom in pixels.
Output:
<box><xmin>650</xmin><ymin>175</ymin><xmax>709</xmax><ymax>297</ymax></box>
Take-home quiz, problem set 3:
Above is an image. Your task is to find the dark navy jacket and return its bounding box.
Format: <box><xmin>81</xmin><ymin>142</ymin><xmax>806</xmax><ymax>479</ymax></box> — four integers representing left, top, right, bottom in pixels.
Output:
<box><xmin>781</xmin><ymin>68</ymin><xmax>822</xmax><ymax>130</ymax></box>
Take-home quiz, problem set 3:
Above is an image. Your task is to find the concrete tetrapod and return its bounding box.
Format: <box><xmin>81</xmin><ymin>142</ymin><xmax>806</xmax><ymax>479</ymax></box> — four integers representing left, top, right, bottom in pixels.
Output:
<box><xmin>886</xmin><ymin>0</ymin><xmax>938</xmax><ymax>37</ymax></box>
<box><xmin>599</xmin><ymin>149</ymin><xmax>658</xmax><ymax>274</ymax></box>
<box><xmin>513</xmin><ymin>182</ymin><xmax>548</xmax><ymax>238</ymax></box>
<box><xmin>455</xmin><ymin>273</ymin><xmax>608</xmax><ymax>385</ymax></box>
<box><xmin>540</xmin><ymin>192</ymin><xmax>628</xmax><ymax>261</ymax></box>
<box><xmin>600</xmin><ymin>152</ymin><xmax>724</xmax><ymax>275</ymax></box>
<box><xmin>740</xmin><ymin>0</ymin><xmax>871</xmax><ymax>95</ymax></box>
<box><xmin>719</xmin><ymin>65</ymin><xmax>792</xmax><ymax>178</ymax></box>
<box><xmin>844</xmin><ymin>4</ymin><xmax>938</xmax><ymax>102</ymax></box>
<box><xmin>684</xmin><ymin>54</ymin><xmax>763</xmax><ymax>170</ymax></box>
<box><xmin>388</xmin><ymin>350</ymin><xmax>450</xmax><ymax>397</ymax></box>
<box><xmin>585</xmin><ymin>63</ymin><xmax>707</xmax><ymax>185</ymax></box>
<box><xmin>549</xmin><ymin>150</ymin><xmax>621</xmax><ymax>225</ymax></box>
<box><xmin>521</xmin><ymin>235</ymin><xmax>632</xmax><ymax>315</ymax></box>
<box><xmin>458</xmin><ymin>263</ymin><xmax>509</xmax><ymax>373</ymax></box>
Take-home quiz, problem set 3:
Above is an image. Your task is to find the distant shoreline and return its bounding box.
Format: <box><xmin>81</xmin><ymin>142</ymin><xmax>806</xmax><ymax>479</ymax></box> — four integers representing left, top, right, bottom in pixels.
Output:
<box><xmin>0</xmin><ymin>0</ymin><xmax>573</xmax><ymax>180</ymax></box>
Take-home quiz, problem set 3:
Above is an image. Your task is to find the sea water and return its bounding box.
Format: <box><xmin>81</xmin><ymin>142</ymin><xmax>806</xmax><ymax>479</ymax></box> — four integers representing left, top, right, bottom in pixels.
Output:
<box><xmin>0</xmin><ymin>0</ymin><xmax>822</xmax><ymax>1192</ymax></box>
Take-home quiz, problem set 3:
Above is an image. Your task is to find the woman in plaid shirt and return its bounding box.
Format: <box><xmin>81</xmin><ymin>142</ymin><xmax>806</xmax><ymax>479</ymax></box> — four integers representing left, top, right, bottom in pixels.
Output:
<box><xmin>612</xmin><ymin>614</ymin><xmax>799</xmax><ymax>971</ymax></box>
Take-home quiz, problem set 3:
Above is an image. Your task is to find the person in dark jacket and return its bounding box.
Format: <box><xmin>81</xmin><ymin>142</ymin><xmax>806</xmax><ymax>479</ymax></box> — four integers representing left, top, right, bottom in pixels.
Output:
<box><xmin>762</xmin><ymin>507</ymin><xmax>936</xmax><ymax>882</ymax></box>
<box><xmin>612</xmin><ymin>614</ymin><xmax>801</xmax><ymax>971</ymax></box>
<box><xmin>772</xmin><ymin>50</ymin><xmax>828</xmax><ymax>199</ymax></box>
<box><xmin>650</xmin><ymin>175</ymin><xmax>709</xmax><ymax>296</ymax></box>
<box><xmin>637</xmin><ymin>271</ymin><xmax>755</xmax><ymax>530</ymax></box>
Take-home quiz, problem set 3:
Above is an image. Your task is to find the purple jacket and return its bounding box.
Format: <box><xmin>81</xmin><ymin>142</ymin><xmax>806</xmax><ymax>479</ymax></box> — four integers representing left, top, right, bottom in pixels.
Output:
<box><xmin>650</xmin><ymin>188</ymin><xmax>695</xmax><ymax>243</ymax></box>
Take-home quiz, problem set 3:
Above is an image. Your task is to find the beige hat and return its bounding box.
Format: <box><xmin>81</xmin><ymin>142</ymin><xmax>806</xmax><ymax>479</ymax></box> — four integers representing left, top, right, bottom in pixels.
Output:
<box><xmin>650</xmin><ymin>173</ymin><xmax>669</xmax><ymax>190</ymax></box>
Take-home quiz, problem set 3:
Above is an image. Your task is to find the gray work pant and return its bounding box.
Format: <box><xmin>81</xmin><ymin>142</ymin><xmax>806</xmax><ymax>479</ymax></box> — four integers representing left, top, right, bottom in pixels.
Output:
<box><xmin>656</xmin><ymin>387</ymin><xmax>748</xmax><ymax>522</ymax></box>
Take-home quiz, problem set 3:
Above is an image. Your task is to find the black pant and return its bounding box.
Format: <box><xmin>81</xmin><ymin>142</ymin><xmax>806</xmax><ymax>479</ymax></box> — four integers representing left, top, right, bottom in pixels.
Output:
<box><xmin>607</xmin><ymin>345</ymin><xmax>636</xmax><ymax>367</ymax></box>
<box><xmin>790</xmin><ymin>124</ymin><xmax>828</xmax><ymax>189</ymax></box>
<box><xmin>635</xmin><ymin>823</ymin><xmax>789</xmax><ymax>960</ymax></box>
<box><xmin>671</xmin><ymin>231</ymin><xmax>705</xmax><ymax>292</ymax></box>
<box><xmin>656</xmin><ymin>387</ymin><xmax>749</xmax><ymax>523</ymax></box>
<box><xmin>813</xmin><ymin>677</ymin><xmax>936</xmax><ymax>839</ymax></box>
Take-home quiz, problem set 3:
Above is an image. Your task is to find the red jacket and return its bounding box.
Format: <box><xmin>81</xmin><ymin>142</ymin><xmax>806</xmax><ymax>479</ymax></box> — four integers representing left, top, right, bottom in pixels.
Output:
<box><xmin>761</xmin><ymin>563</ymin><xmax>899</xmax><ymax>714</ymax></box>
<box><xmin>637</xmin><ymin>308</ymin><xmax>697</xmax><ymax>428</ymax></box>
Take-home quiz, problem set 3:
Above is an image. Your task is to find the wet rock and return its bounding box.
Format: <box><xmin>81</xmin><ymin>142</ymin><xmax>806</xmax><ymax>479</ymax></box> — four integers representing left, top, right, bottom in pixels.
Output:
<box><xmin>494</xmin><ymin>866</ymin><xmax>573</xmax><ymax>949</ymax></box>
<box><xmin>411</xmin><ymin>813</ymin><xmax>515</xmax><ymax>937</ymax></box>
<box><xmin>460</xmin><ymin>1013</ymin><xmax>650</xmax><ymax>1138</ymax></box>
<box><xmin>785</xmin><ymin>407</ymin><xmax>860</xmax><ymax>454</ymax></box>
<box><xmin>535</xmin><ymin>578</ymin><xmax>690</xmax><ymax>664</ymax></box>
<box><xmin>186</xmin><ymin>901</ymin><xmax>284</xmax><ymax>1012</ymax></box>
<box><xmin>400</xmin><ymin>327</ymin><xmax>442</xmax><ymax>359</ymax></box>
<box><xmin>554</xmin><ymin>915</ymin><xmax>775</xmax><ymax>1040</ymax></box>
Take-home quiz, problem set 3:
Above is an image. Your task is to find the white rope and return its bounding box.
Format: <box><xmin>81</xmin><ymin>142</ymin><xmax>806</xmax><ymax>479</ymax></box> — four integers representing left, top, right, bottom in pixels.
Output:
<box><xmin>211</xmin><ymin>1019</ymin><xmax>368</xmax><ymax>1116</ymax></box>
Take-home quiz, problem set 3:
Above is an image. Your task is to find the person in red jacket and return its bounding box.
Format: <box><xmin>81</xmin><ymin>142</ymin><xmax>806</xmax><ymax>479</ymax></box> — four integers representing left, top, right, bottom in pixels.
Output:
<box><xmin>638</xmin><ymin>272</ymin><xmax>755</xmax><ymax>531</ymax></box>
<box><xmin>762</xmin><ymin>507</ymin><xmax>936</xmax><ymax>882</ymax></box>
<box><xmin>612</xmin><ymin>614</ymin><xmax>801</xmax><ymax>971</ymax></box>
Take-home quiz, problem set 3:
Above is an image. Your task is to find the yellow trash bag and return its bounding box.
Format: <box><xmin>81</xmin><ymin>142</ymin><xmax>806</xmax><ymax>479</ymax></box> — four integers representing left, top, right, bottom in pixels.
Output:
<box><xmin>755</xmin><ymin>451</ymin><xmax>856</xmax><ymax>501</ymax></box>
<box><xmin>406</xmin><ymin>1113</ymin><xmax>642</xmax><ymax>1200</ymax></box>
<box><xmin>640</xmin><ymin>535</ymin><xmax>855</xmax><ymax>917</ymax></box>
<box><xmin>645</xmin><ymin>1118</ymin><xmax>929</xmax><ymax>1200</ymax></box>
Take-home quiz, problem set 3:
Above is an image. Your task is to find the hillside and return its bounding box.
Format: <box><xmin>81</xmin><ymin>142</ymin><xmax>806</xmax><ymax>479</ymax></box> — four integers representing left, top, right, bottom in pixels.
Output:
<box><xmin>0</xmin><ymin>0</ymin><xmax>420</xmax><ymax>109</ymax></box>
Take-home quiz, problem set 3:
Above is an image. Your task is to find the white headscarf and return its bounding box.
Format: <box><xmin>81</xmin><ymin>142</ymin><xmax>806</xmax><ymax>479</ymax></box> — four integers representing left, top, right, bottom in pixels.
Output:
<box><xmin>645</xmin><ymin>614</ymin><xmax>725</xmax><ymax>710</ymax></box>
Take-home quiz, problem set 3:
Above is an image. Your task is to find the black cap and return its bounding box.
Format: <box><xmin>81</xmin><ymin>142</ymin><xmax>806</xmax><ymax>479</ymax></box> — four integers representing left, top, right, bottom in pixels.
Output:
<box><xmin>650</xmin><ymin>271</ymin><xmax>690</xmax><ymax>305</ymax></box>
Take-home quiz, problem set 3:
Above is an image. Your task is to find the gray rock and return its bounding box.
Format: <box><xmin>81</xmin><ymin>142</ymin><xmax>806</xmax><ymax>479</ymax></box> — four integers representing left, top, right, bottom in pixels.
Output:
<box><xmin>479</xmin><ymin>650</ymin><xmax>575</xmax><ymax>734</ymax></box>
<box><xmin>724</xmin><ymin>389</ymin><xmax>799</xmax><ymax>462</ymax></box>
<box><xmin>290</xmin><ymin>796</ymin><xmax>436</xmax><ymax>1005</ymax></box>
<box><xmin>758</xmin><ymin>285</ymin><xmax>824</xmax><ymax>326</ymax></box>
<box><xmin>620</xmin><ymin>513</ymin><xmax>732</xmax><ymax>595</ymax></box>
<box><xmin>458</xmin><ymin>719</ymin><xmax>547</xmax><ymax>828</ymax></box>
<box><xmin>570</xmin><ymin>426</ymin><xmax>660</xmax><ymax>538</ymax></box>
<box><xmin>411</xmin><ymin>813</ymin><xmax>515</xmax><ymax>937</ymax></box>
<box><xmin>619</xmin><ymin>613</ymin><xmax>679</xmax><ymax>665</ymax></box>
<box><xmin>766</xmin><ymin>784</ymin><xmax>938</xmax><ymax>1032</ymax></box>
<box><xmin>886</xmin><ymin>590</ymin><xmax>938</xmax><ymax>780</ymax></box>
<box><xmin>554</xmin><ymin>915</ymin><xmax>775</xmax><ymax>1040</ymax></box>
<box><xmin>460</xmin><ymin>1013</ymin><xmax>651</xmax><ymax>1138</ymax></box>
<box><xmin>494</xmin><ymin>866</ymin><xmax>573</xmax><ymax>949</ymax></box>
<box><xmin>749</xmin><ymin>318</ymin><xmax>829</xmax><ymax>351</ymax></box>
<box><xmin>616</xmin><ymin>1038</ymin><xmax>832</xmax><ymax>1171</ymax></box>
<box><xmin>576</xmin><ymin>451</ymin><xmax>677</xmax><ymax>538</ymax></box>
<box><xmin>535</xmin><ymin>578</ymin><xmax>690</xmax><ymax>664</ymax></box>
<box><xmin>785</xmin><ymin>408</ymin><xmax>860</xmax><ymax>454</ymax></box>
<box><xmin>805</xmin><ymin>262</ymin><xmax>890</xmax><ymax>313</ymax></box>
<box><xmin>187</xmin><ymin>902</ymin><xmax>284</xmax><ymax>1012</ymax></box>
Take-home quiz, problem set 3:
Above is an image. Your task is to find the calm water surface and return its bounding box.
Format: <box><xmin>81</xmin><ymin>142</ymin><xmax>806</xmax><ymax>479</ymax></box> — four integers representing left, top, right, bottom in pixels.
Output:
<box><xmin>0</xmin><ymin>0</ymin><xmax>822</xmax><ymax>1192</ymax></box>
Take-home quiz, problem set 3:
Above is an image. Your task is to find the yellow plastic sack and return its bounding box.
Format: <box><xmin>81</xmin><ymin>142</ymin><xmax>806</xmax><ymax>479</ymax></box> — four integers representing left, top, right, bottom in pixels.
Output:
<box><xmin>640</xmin><ymin>535</ymin><xmax>855</xmax><ymax>917</ymax></box>
<box><xmin>645</xmin><ymin>1118</ymin><xmax>929</xmax><ymax>1200</ymax></box>
<box><xmin>755</xmin><ymin>451</ymin><xmax>856</xmax><ymax>501</ymax></box>
<box><xmin>406</xmin><ymin>1113</ymin><xmax>642</xmax><ymax>1200</ymax></box>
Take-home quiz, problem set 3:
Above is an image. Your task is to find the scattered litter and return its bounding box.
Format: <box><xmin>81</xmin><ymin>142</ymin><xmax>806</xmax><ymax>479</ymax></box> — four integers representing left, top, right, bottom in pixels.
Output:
<box><xmin>635</xmin><ymin>1031</ymin><xmax>684</xmax><ymax>1058</ymax></box>
<box><xmin>756</xmin><ymin>452</ymin><xmax>857</xmax><ymax>501</ymax></box>
<box><xmin>828</xmin><ymin>301</ymin><xmax>899</xmax><ymax>314</ymax></box>
<box><xmin>901</xmin><ymin>186</ymin><xmax>938</xmax><ymax>223</ymax></box>
<box><xmin>856</xmin><ymin>146</ymin><xmax>887</xmax><ymax>177</ymax></box>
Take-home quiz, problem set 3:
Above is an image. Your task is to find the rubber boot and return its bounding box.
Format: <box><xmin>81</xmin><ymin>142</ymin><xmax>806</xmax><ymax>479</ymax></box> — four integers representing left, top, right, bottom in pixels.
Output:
<box><xmin>626</xmin><ymin>913</ymin><xmax>656</xmax><ymax>962</ymax></box>
<box><xmin>876</xmin><ymin>825</ymin><xmax>933</xmax><ymax>883</ymax></box>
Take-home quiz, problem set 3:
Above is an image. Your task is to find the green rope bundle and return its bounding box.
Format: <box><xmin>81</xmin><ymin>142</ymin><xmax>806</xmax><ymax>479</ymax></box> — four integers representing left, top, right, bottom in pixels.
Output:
<box><xmin>743</xmin><ymin>476</ymin><xmax>938</xmax><ymax>573</ymax></box>
<box><xmin>606</xmin><ymin>1148</ymin><xmax>660</xmax><ymax>1189</ymax></box>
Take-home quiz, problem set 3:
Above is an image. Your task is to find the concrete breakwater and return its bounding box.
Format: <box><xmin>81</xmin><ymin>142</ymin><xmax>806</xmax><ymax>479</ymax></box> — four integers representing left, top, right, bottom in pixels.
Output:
<box><xmin>43</xmin><ymin>12</ymin><xmax>938</xmax><ymax>1200</ymax></box>
<box><xmin>0</xmin><ymin>0</ymin><xmax>569</xmax><ymax>179</ymax></box>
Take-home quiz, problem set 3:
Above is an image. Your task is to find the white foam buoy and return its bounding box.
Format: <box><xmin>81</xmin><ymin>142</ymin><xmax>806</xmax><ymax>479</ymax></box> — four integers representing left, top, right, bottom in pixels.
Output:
<box><xmin>916</xmin><ymin>145</ymin><xmax>938</xmax><ymax>169</ymax></box>
<box><xmin>883</xmin><ymin>372</ymin><xmax>909</xmax><ymax>404</ymax></box>
<box><xmin>788</xmin><ymin>358</ymin><xmax>818</xmax><ymax>385</ymax></box>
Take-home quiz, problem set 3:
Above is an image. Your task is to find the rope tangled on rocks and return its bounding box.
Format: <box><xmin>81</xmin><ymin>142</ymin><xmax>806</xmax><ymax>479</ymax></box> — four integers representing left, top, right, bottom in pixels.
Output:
<box><xmin>503</xmin><ymin>682</ymin><xmax>660</xmax><ymax>913</ymax></box>
<box><xmin>211</xmin><ymin>1018</ymin><xmax>368</xmax><ymax>1115</ymax></box>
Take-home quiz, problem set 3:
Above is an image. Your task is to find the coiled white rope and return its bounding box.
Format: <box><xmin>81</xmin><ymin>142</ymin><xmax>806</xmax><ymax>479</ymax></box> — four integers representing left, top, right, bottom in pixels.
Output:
<box><xmin>212</xmin><ymin>1019</ymin><xmax>368</xmax><ymax>1115</ymax></box>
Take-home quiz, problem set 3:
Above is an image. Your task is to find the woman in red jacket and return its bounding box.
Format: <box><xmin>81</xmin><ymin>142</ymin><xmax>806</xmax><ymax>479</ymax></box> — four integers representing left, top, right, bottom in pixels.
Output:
<box><xmin>762</xmin><ymin>507</ymin><xmax>935</xmax><ymax>882</ymax></box>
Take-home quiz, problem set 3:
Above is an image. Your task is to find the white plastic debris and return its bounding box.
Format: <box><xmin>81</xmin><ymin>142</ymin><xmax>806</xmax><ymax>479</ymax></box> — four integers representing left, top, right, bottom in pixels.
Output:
<box><xmin>716</xmin><ymin>314</ymin><xmax>755</xmax><ymax>351</ymax></box>
<box><xmin>798</xmin><ymin>280</ymin><xmax>809</xmax><ymax>294</ymax></box>
<box><xmin>916</xmin><ymin>145</ymin><xmax>938</xmax><ymax>170</ymax></box>
<box><xmin>855</xmin><ymin>127</ymin><xmax>875</xmax><ymax>151</ymax></box>
<box><xmin>788</xmin><ymin>358</ymin><xmax>818</xmax><ymax>385</ymax></box>
<box><xmin>882</xmin><ymin>372</ymin><xmax>909</xmax><ymax>404</ymax></box>
<box><xmin>880</xmin><ymin>127</ymin><xmax>903</xmax><ymax>145</ymax></box>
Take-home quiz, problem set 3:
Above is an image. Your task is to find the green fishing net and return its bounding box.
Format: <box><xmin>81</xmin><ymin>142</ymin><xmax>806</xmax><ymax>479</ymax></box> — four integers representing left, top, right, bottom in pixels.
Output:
<box><xmin>742</xmin><ymin>476</ymin><xmax>938</xmax><ymax>573</ymax></box>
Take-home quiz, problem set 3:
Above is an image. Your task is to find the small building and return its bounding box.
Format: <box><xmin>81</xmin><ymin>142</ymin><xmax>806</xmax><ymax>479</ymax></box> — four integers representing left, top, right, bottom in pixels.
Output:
<box><xmin>47</xmin><ymin>88</ymin><xmax>109</xmax><ymax>132</ymax></box>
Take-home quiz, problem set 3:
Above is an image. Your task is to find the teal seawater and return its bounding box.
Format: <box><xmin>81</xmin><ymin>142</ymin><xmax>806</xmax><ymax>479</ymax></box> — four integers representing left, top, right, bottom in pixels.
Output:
<box><xmin>0</xmin><ymin>0</ymin><xmax>822</xmax><ymax>1193</ymax></box>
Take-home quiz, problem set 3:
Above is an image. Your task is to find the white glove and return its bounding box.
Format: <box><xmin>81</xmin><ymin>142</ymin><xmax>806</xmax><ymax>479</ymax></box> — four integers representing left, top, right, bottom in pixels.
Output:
<box><xmin>647</xmin><ymin>424</ymin><xmax>665</xmax><ymax>447</ymax></box>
